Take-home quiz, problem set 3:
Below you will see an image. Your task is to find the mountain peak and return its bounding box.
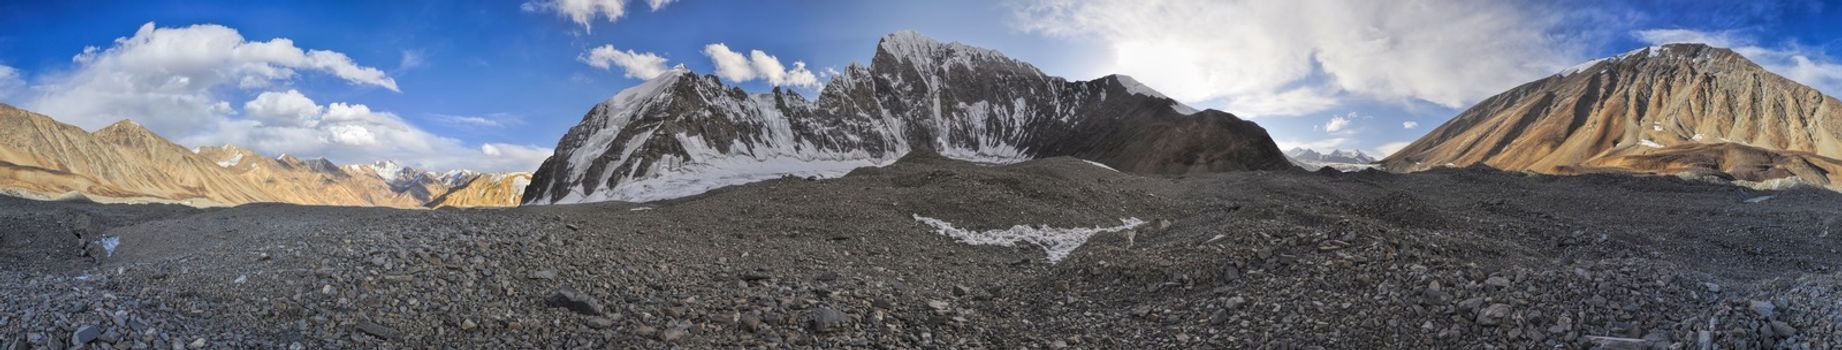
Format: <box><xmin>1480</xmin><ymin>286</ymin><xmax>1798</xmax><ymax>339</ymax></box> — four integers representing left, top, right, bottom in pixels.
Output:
<box><xmin>1556</xmin><ymin>43</ymin><xmax>1754</xmax><ymax>77</ymax></box>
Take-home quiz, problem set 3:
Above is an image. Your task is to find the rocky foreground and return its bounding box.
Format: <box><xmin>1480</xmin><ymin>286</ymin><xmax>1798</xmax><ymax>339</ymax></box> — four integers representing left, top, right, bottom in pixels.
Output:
<box><xmin>3</xmin><ymin>154</ymin><xmax>1841</xmax><ymax>349</ymax></box>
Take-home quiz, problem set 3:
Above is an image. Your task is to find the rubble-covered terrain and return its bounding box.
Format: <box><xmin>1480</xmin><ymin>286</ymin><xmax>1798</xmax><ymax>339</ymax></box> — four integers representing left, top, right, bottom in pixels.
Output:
<box><xmin>3</xmin><ymin>153</ymin><xmax>1839</xmax><ymax>349</ymax></box>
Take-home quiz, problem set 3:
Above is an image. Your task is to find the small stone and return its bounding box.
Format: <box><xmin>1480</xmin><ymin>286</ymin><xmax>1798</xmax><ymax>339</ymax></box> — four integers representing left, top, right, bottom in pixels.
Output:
<box><xmin>357</xmin><ymin>320</ymin><xmax>399</xmax><ymax>340</ymax></box>
<box><xmin>529</xmin><ymin>270</ymin><xmax>557</xmax><ymax>280</ymax></box>
<box><xmin>1703</xmin><ymin>283</ymin><xmax>1721</xmax><ymax>293</ymax></box>
<box><xmin>808</xmin><ymin>308</ymin><xmax>847</xmax><ymax>333</ymax></box>
<box><xmin>952</xmin><ymin>285</ymin><xmax>971</xmax><ymax>297</ymax></box>
<box><xmin>658</xmin><ymin>327</ymin><xmax>687</xmax><ymax>342</ymax></box>
<box><xmin>926</xmin><ymin>300</ymin><xmax>950</xmax><ymax>311</ymax></box>
<box><xmin>741</xmin><ymin>272</ymin><xmax>772</xmax><ymax>282</ymax></box>
<box><xmin>566</xmin><ymin>224</ymin><xmax>581</xmax><ymax>231</ymax></box>
<box><xmin>320</xmin><ymin>285</ymin><xmax>335</xmax><ymax>295</ymax></box>
<box><xmin>585</xmin><ymin>317</ymin><xmax>615</xmax><ymax>329</ymax></box>
<box><xmin>1484</xmin><ymin>276</ymin><xmax>1511</xmax><ymax>288</ymax></box>
<box><xmin>71</xmin><ymin>325</ymin><xmax>100</xmax><ymax>346</ymax></box>
<box><xmin>1477</xmin><ymin>303</ymin><xmax>1511</xmax><ymax>326</ymax></box>
<box><xmin>1770</xmin><ymin>321</ymin><xmax>1796</xmax><ymax>337</ymax></box>
<box><xmin>1748</xmin><ymin>300</ymin><xmax>1775</xmax><ymax>318</ymax></box>
<box><xmin>739</xmin><ymin>313</ymin><xmax>763</xmax><ymax>332</ymax></box>
<box><xmin>460</xmin><ymin>319</ymin><xmax>478</xmax><ymax>330</ymax></box>
<box><xmin>188</xmin><ymin>338</ymin><xmax>206</xmax><ymax>349</ymax></box>
<box><xmin>1225</xmin><ymin>296</ymin><xmax>1247</xmax><ymax>309</ymax></box>
<box><xmin>546</xmin><ymin>286</ymin><xmax>606</xmax><ymax>316</ymax></box>
<box><xmin>815</xmin><ymin>271</ymin><xmax>840</xmax><ymax>282</ymax></box>
<box><xmin>1049</xmin><ymin>340</ymin><xmax>1068</xmax><ymax>349</ymax></box>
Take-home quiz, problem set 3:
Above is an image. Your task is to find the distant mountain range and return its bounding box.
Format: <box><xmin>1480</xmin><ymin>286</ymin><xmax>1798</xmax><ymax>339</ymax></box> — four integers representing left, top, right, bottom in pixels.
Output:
<box><xmin>1382</xmin><ymin>43</ymin><xmax>1842</xmax><ymax>191</ymax></box>
<box><xmin>522</xmin><ymin>31</ymin><xmax>1292</xmax><ymax>204</ymax></box>
<box><xmin>1285</xmin><ymin>148</ymin><xmax>1378</xmax><ymax>172</ymax></box>
<box><xmin>0</xmin><ymin>104</ymin><xmax>526</xmax><ymax>208</ymax></box>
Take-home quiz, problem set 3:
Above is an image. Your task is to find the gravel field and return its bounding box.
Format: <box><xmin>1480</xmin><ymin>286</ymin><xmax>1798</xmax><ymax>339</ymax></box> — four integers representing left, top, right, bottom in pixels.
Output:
<box><xmin>3</xmin><ymin>153</ymin><xmax>1840</xmax><ymax>349</ymax></box>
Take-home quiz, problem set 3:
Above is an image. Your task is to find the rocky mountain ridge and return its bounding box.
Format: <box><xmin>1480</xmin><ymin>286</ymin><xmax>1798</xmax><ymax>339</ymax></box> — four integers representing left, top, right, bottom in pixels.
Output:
<box><xmin>1380</xmin><ymin>43</ymin><xmax>1842</xmax><ymax>190</ymax></box>
<box><xmin>0</xmin><ymin>103</ymin><xmax>524</xmax><ymax>208</ymax></box>
<box><xmin>523</xmin><ymin>31</ymin><xmax>1292</xmax><ymax>204</ymax></box>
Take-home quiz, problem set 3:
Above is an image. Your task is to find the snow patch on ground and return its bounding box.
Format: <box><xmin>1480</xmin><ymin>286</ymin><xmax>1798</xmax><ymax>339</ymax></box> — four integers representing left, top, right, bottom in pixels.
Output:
<box><xmin>97</xmin><ymin>236</ymin><xmax>120</xmax><ymax>258</ymax></box>
<box><xmin>912</xmin><ymin>215</ymin><xmax>1145</xmax><ymax>263</ymax></box>
<box><xmin>1080</xmin><ymin>159</ymin><xmax>1119</xmax><ymax>172</ymax></box>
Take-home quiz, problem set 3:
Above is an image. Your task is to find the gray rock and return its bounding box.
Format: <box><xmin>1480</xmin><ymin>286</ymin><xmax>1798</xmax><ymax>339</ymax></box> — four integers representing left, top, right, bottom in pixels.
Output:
<box><xmin>815</xmin><ymin>271</ymin><xmax>840</xmax><ymax>281</ymax></box>
<box><xmin>546</xmin><ymin>286</ymin><xmax>605</xmax><ymax>316</ymax></box>
<box><xmin>585</xmin><ymin>317</ymin><xmax>615</xmax><ymax>329</ymax></box>
<box><xmin>658</xmin><ymin>327</ymin><xmax>687</xmax><ymax>343</ymax></box>
<box><xmin>529</xmin><ymin>270</ymin><xmax>557</xmax><ymax>280</ymax></box>
<box><xmin>808</xmin><ymin>307</ymin><xmax>848</xmax><ymax>333</ymax></box>
<box><xmin>1484</xmin><ymin>276</ymin><xmax>1511</xmax><ymax>288</ymax></box>
<box><xmin>1477</xmin><ymin>304</ymin><xmax>1511</xmax><ymax>326</ymax></box>
<box><xmin>1749</xmin><ymin>300</ymin><xmax>1775</xmax><ymax>318</ymax></box>
<box><xmin>357</xmin><ymin>320</ymin><xmax>398</xmax><ymax>340</ymax></box>
<box><xmin>70</xmin><ymin>325</ymin><xmax>99</xmax><ymax>346</ymax></box>
<box><xmin>1770</xmin><ymin>321</ymin><xmax>1796</xmax><ymax>338</ymax></box>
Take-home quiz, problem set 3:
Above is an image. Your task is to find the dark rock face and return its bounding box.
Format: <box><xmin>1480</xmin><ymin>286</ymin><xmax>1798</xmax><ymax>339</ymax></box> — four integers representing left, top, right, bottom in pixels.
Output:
<box><xmin>523</xmin><ymin>31</ymin><xmax>1291</xmax><ymax>204</ymax></box>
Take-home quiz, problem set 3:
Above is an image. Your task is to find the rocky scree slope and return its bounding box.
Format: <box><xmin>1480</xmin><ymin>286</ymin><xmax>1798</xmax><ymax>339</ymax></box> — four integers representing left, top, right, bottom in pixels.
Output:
<box><xmin>3</xmin><ymin>156</ymin><xmax>1841</xmax><ymax>348</ymax></box>
<box><xmin>523</xmin><ymin>31</ymin><xmax>1291</xmax><ymax>204</ymax></box>
<box><xmin>1381</xmin><ymin>44</ymin><xmax>1842</xmax><ymax>190</ymax></box>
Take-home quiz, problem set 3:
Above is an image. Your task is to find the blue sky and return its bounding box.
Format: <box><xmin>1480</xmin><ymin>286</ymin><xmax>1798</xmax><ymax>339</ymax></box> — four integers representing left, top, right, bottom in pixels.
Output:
<box><xmin>1</xmin><ymin>0</ymin><xmax>1838</xmax><ymax>172</ymax></box>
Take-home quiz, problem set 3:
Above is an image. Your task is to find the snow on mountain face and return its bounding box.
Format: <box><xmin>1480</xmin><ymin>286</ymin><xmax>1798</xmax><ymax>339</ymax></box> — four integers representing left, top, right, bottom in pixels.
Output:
<box><xmin>1286</xmin><ymin>148</ymin><xmax>1376</xmax><ymax>164</ymax></box>
<box><xmin>524</xmin><ymin>31</ymin><xmax>1292</xmax><ymax>205</ymax></box>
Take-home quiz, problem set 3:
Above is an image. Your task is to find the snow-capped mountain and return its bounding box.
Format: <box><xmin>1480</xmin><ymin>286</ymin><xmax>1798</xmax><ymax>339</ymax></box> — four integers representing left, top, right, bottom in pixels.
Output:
<box><xmin>1286</xmin><ymin>148</ymin><xmax>1376</xmax><ymax>164</ymax></box>
<box><xmin>1285</xmin><ymin>148</ymin><xmax>1379</xmax><ymax>172</ymax></box>
<box><xmin>523</xmin><ymin>31</ymin><xmax>1292</xmax><ymax>204</ymax></box>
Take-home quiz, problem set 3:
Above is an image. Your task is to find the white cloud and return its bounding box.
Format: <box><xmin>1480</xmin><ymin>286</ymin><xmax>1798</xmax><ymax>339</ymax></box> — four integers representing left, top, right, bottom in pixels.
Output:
<box><xmin>523</xmin><ymin>0</ymin><xmax>677</xmax><ymax>32</ymax></box>
<box><xmin>184</xmin><ymin>91</ymin><xmax>550</xmax><ymax>172</ymax></box>
<box><xmin>1325</xmin><ymin>114</ymin><xmax>1353</xmax><ymax>133</ymax></box>
<box><xmin>1011</xmin><ymin>0</ymin><xmax>1583</xmax><ymax>117</ymax></box>
<box><xmin>433</xmin><ymin>113</ymin><xmax>522</xmax><ymax>128</ymax></box>
<box><xmin>13</xmin><ymin>23</ymin><xmax>538</xmax><ymax>172</ymax></box>
<box><xmin>243</xmin><ymin>90</ymin><xmax>324</xmax><ymax>127</ymax></box>
<box><xmin>1376</xmin><ymin>141</ymin><xmax>1414</xmax><ymax>157</ymax></box>
<box><xmin>399</xmin><ymin>50</ymin><xmax>426</xmax><ymax>71</ymax></box>
<box><xmin>0</xmin><ymin>65</ymin><xmax>22</xmax><ymax>102</ymax></box>
<box><xmin>580</xmin><ymin>44</ymin><xmax>672</xmax><ymax>79</ymax></box>
<box><xmin>1634</xmin><ymin>29</ymin><xmax>1842</xmax><ymax>96</ymax></box>
<box><xmin>23</xmin><ymin>22</ymin><xmax>398</xmax><ymax>135</ymax></box>
<box><xmin>701</xmin><ymin>43</ymin><xmax>821</xmax><ymax>88</ymax></box>
<box><xmin>1402</xmin><ymin>121</ymin><xmax>1419</xmax><ymax>129</ymax></box>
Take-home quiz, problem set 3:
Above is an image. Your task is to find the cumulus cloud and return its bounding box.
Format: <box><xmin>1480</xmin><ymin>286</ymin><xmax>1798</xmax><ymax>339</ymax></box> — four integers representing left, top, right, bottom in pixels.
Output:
<box><xmin>1324</xmin><ymin>114</ymin><xmax>1353</xmax><ymax>133</ymax></box>
<box><xmin>1402</xmin><ymin>121</ymin><xmax>1419</xmax><ymax>129</ymax></box>
<box><xmin>523</xmin><ymin>0</ymin><xmax>677</xmax><ymax>32</ymax></box>
<box><xmin>701</xmin><ymin>43</ymin><xmax>821</xmax><ymax>88</ymax></box>
<box><xmin>16</xmin><ymin>23</ymin><xmax>538</xmax><ymax>172</ymax></box>
<box><xmin>1634</xmin><ymin>29</ymin><xmax>1842</xmax><ymax>96</ymax></box>
<box><xmin>1010</xmin><ymin>0</ymin><xmax>1584</xmax><ymax>117</ymax></box>
<box><xmin>580</xmin><ymin>45</ymin><xmax>672</xmax><ymax>79</ymax></box>
<box><xmin>23</xmin><ymin>22</ymin><xmax>398</xmax><ymax>134</ymax></box>
<box><xmin>185</xmin><ymin>91</ymin><xmax>550</xmax><ymax>172</ymax></box>
<box><xmin>243</xmin><ymin>90</ymin><xmax>324</xmax><ymax>127</ymax></box>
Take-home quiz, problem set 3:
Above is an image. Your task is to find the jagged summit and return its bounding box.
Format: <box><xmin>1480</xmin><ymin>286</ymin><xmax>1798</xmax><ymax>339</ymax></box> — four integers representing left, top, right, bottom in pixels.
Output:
<box><xmin>523</xmin><ymin>31</ymin><xmax>1291</xmax><ymax>204</ymax></box>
